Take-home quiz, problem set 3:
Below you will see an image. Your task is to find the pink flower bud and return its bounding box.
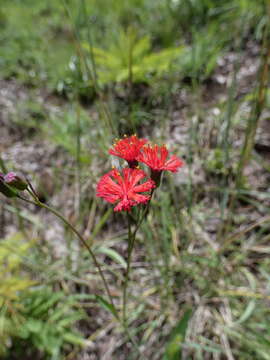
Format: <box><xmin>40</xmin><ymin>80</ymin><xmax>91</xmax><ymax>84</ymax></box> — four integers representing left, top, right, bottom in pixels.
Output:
<box><xmin>0</xmin><ymin>174</ymin><xmax>17</xmax><ymax>198</ymax></box>
<box><xmin>4</xmin><ymin>172</ymin><xmax>28</xmax><ymax>191</ymax></box>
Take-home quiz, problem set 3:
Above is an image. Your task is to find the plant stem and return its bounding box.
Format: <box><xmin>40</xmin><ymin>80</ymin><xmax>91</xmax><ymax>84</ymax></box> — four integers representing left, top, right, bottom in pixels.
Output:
<box><xmin>236</xmin><ymin>12</ymin><xmax>270</xmax><ymax>187</ymax></box>
<box><xmin>216</xmin><ymin>20</ymin><xmax>245</xmax><ymax>241</ymax></box>
<box><xmin>75</xmin><ymin>103</ymin><xmax>82</xmax><ymax>217</ymax></box>
<box><xmin>122</xmin><ymin>193</ymin><xmax>154</xmax><ymax>325</ymax></box>
<box><xmin>20</xmin><ymin>190</ymin><xmax>116</xmax><ymax>316</ymax></box>
<box><xmin>220</xmin><ymin>13</ymin><xmax>270</xmax><ymax>239</ymax></box>
<box><xmin>19</xmin><ymin>190</ymin><xmax>144</xmax><ymax>355</ymax></box>
<box><xmin>122</xmin><ymin>214</ymin><xmax>136</xmax><ymax>325</ymax></box>
<box><xmin>40</xmin><ymin>201</ymin><xmax>116</xmax><ymax>310</ymax></box>
<box><xmin>62</xmin><ymin>0</ymin><xmax>116</xmax><ymax>135</ymax></box>
<box><xmin>121</xmin><ymin>214</ymin><xmax>144</xmax><ymax>358</ymax></box>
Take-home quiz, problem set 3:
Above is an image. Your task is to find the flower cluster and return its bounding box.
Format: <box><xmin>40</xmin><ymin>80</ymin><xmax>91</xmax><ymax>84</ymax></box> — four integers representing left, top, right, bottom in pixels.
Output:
<box><xmin>96</xmin><ymin>135</ymin><xmax>183</xmax><ymax>212</ymax></box>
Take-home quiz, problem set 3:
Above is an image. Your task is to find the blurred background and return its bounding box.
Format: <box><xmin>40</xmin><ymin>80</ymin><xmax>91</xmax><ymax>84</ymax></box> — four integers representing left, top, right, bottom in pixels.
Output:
<box><xmin>0</xmin><ymin>0</ymin><xmax>270</xmax><ymax>359</ymax></box>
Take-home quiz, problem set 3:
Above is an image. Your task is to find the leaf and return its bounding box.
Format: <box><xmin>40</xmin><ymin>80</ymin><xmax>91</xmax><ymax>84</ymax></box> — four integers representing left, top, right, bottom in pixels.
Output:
<box><xmin>29</xmin><ymin>291</ymin><xmax>65</xmax><ymax>317</ymax></box>
<box><xmin>163</xmin><ymin>309</ymin><xmax>192</xmax><ymax>360</ymax></box>
<box><xmin>63</xmin><ymin>332</ymin><xmax>85</xmax><ymax>346</ymax></box>
<box><xmin>97</xmin><ymin>246</ymin><xmax>127</xmax><ymax>268</ymax></box>
<box><xmin>96</xmin><ymin>295</ymin><xmax>118</xmax><ymax>319</ymax></box>
<box><xmin>25</xmin><ymin>318</ymin><xmax>42</xmax><ymax>333</ymax></box>
<box><xmin>234</xmin><ymin>300</ymin><xmax>256</xmax><ymax>325</ymax></box>
<box><xmin>57</xmin><ymin>312</ymin><xmax>84</xmax><ymax>328</ymax></box>
<box><xmin>92</xmin><ymin>208</ymin><xmax>113</xmax><ymax>238</ymax></box>
<box><xmin>82</xmin><ymin>27</ymin><xmax>184</xmax><ymax>85</ymax></box>
<box><xmin>183</xmin><ymin>341</ymin><xmax>222</xmax><ymax>354</ymax></box>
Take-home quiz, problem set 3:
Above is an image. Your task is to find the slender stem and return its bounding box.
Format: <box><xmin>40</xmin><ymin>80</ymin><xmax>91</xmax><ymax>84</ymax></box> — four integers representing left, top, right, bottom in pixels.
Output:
<box><xmin>220</xmin><ymin>15</ymin><xmax>270</xmax><ymax>238</ymax></box>
<box><xmin>18</xmin><ymin>187</ymin><xmax>147</xmax><ymax>355</ymax></box>
<box><xmin>75</xmin><ymin>103</ymin><xmax>82</xmax><ymax>216</ymax></box>
<box><xmin>122</xmin><ymin>192</ymin><xmax>155</xmax><ymax>325</ymax></box>
<box><xmin>62</xmin><ymin>0</ymin><xmax>116</xmax><ymax>135</ymax></box>
<box><xmin>36</xmin><ymin>197</ymin><xmax>141</xmax><ymax>353</ymax></box>
<box><xmin>40</xmin><ymin>201</ymin><xmax>116</xmax><ymax>312</ymax></box>
<box><xmin>19</xmin><ymin>190</ymin><xmax>116</xmax><ymax>316</ymax></box>
<box><xmin>19</xmin><ymin>190</ymin><xmax>143</xmax><ymax>357</ymax></box>
<box><xmin>134</xmin><ymin>189</ymin><xmax>154</xmax><ymax>233</ymax></box>
<box><xmin>121</xmin><ymin>214</ymin><xmax>144</xmax><ymax>357</ymax></box>
<box><xmin>17</xmin><ymin>194</ymin><xmax>37</xmax><ymax>206</ymax></box>
<box><xmin>236</xmin><ymin>20</ymin><xmax>270</xmax><ymax>184</ymax></box>
<box><xmin>121</xmin><ymin>198</ymin><xmax>155</xmax><ymax>356</ymax></box>
<box><xmin>122</xmin><ymin>215</ymin><xmax>136</xmax><ymax>325</ymax></box>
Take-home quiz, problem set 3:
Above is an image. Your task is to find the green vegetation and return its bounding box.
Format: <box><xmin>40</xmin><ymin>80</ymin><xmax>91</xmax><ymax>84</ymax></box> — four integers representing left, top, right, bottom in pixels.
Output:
<box><xmin>0</xmin><ymin>233</ymin><xmax>86</xmax><ymax>359</ymax></box>
<box><xmin>1</xmin><ymin>0</ymin><xmax>270</xmax><ymax>359</ymax></box>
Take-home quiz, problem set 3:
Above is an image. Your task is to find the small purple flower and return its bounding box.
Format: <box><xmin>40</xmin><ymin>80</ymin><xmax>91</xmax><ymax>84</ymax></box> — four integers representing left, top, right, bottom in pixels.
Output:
<box><xmin>4</xmin><ymin>172</ymin><xmax>28</xmax><ymax>191</ymax></box>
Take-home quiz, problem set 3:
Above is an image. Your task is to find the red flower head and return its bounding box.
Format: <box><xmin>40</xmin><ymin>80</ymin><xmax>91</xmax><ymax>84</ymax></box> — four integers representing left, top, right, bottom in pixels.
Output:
<box><xmin>137</xmin><ymin>144</ymin><xmax>183</xmax><ymax>172</ymax></box>
<box><xmin>96</xmin><ymin>168</ymin><xmax>155</xmax><ymax>212</ymax></box>
<box><xmin>136</xmin><ymin>144</ymin><xmax>183</xmax><ymax>185</ymax></box>
<box><xmin>109</xmin><ymin>135</ymin><xmax>148</xmax><ymax>168</ymax></box>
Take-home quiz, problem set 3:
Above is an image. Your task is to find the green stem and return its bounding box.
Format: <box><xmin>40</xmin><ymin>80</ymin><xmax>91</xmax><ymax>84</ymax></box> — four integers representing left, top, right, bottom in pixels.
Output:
<box><xmin>62</xmin><ymin>0</ymin><xmax>116</xmax><ymax>135</ymax></box>
<box><xmin>122</xmin><ymin>191</ymin><xmax>155</xmax><ymax>325</ymax></box>
<box><xmin>38</xmin><ymin>197</ymin><xmax>142</xmax><ymax>354</ymax></box>
<box><xmin>19</xmin><ymin>190</ymin><xmax>143</xmax><ymax>356</ymax></box>
<box><xmin>20</xmin><ymin>190</ymin><xmax>117</xmax><ymax>316</ymax></box>
<box><xmin>122</xmin><ymin>214</ymin><xmax>136</xmax><ymax>325</ymax></box>
<box><xmin>40</xmin><ymin>202</ymin><xmax>116</xmax><ymax>311</ymax></box>
<box><xmin>122</xmin><ymin>214</ymin><xmax>143</xmax><ymax>357</ymax></box>
<box><xmin>19</xmin><ymin>187</ymin><xmax>147</xmax><ymax>355</ymax></box>
<box><xmin>75</xmin><ymin>103</ymin><xmax>82</xmax><ymax>216</ymax></box>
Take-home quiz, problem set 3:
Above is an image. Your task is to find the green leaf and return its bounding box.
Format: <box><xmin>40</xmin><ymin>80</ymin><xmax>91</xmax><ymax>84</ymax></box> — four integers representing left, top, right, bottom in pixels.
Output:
<box><xmin>92</xmin><ymin>208</ymin><xmax>113</xmax><ymax>238</ymax></box>
<box><xmin>29</xmin><ymin>291</ymin><xmax>65</xmax><ymax>317</ymax></box>
<box><xmin>97</xmin><ymin>246</ymin><xmax>127</xmax><ymax>268</ymax></box>
<box><xmin>234</xmin><ymin>300</ymin><xmax>256</xmax><ymax>325</ymax></box>
<box><xmin>25</xmin><ymin>318</ymin><xmax>42</xmax><ymax>333</ymax></box>
<box><xmin>57</xmin><ymin>312</ymin><xmax>84</xmax><ymax>328</ymax></box>
<box><xmin>163</xmin><ymin>309</ymin><xmax>192</xmax><ymax>360</ymax></box>
<box><xmin>96</xmin><ymin>295</ymin><xmax>118</xmax><ymax>319</ymax></box>
<box><xmin>82</xmin><ymin>27</ymin><xmax>183</xmax><ymax>85</ymax></box>
<box><xmin>63</xmin><ymin>332</ymin><xmax>85</xmax><ymax>346</ymax></box>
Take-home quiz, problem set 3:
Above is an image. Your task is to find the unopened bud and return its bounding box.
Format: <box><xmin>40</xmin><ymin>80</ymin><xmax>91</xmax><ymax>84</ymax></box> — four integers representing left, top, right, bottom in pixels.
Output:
<box><xmin>4</xmin><ymin>172</ymin><xmax>28</xmax><ymax>191</ymax></box>
<box><xmin>0</xmin><ymin>174</ymin><xmax>17</xmax><ymax>198</ymax></box>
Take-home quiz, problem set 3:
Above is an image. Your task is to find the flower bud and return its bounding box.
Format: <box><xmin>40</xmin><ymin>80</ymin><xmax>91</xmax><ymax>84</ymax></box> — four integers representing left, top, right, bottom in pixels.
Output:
<box><xmin>0</xmin><ymin>174</ymin><xmax>17</xmax><ymax>198</ymax></box>
<box><xmin>4</xmin><ymin>172</ymin><xmax>28</xmax><ymax>191</ymax></box>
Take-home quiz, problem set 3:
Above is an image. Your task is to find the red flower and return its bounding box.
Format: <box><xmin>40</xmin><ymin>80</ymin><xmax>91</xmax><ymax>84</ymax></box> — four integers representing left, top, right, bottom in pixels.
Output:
<box><xmin>109</xmin><ymin>135</ymin><xmax>148</xmax><ymax>166</ymax></box>
<box><xmin>96</xmin><ymin>168</ymin><xmax>155</xmax><ymax>212</ymax></box>
<box><xmin>136</xmin><ymin>144</ymin><xmax>183</xmax><ymax>173</ymax></box>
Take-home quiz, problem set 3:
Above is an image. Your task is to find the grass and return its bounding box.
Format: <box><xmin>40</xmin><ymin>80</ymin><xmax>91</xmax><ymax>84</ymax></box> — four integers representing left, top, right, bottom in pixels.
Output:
<box><xmin>1</xmin><ymin>0</ymin><xmax>270</xmax><ymax>359</ymax></box>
